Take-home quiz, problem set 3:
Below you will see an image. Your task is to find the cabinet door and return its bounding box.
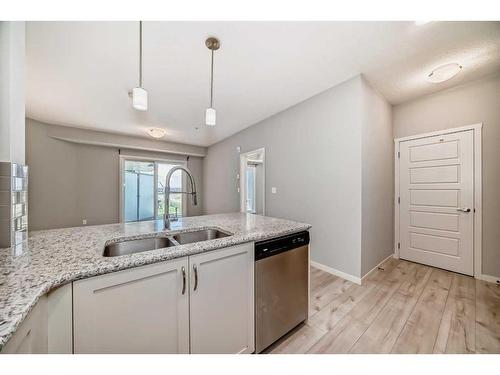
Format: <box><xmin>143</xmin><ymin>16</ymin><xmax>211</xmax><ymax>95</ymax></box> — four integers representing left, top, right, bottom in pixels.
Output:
<box><xmin>189</xmin><ymin>243</ymin><xmax>254</xmax><ymax>354</ymax></box>
<box><xmin>73</xmin><ymin>258</ymin><xmax>189</xmax><ymax>353</ymax></box>
<box><xmin>1</xmin><ymin>295</ymin><xmax>48</xmax><ymax>354</ymax></box>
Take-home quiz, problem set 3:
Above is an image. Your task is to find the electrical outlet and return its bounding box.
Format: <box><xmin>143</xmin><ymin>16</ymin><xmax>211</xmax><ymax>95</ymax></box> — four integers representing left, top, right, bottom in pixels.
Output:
<box><xmin>271</xmin><ymin>187</ymin><xmax>277</xmax><ymax>194</ymax></box>
<box><xmin>82</xmin><ymin>219</ymin><xmax>87</xmax><ymax>225</ymax></box>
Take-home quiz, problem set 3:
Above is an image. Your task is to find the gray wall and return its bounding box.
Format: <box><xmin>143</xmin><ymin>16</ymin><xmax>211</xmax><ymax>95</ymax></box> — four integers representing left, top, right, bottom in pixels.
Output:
<box><xmin>360</xmin><ymin>78</ymin><xmax>393</xmax><ymax>276</ymax></box>
<box><xmin>204</xmin><ymin>76</ymin><xmax>365</xmax><ymax>277</ymax></box>
<box><xmin>393</xmin><ymin>72</ymin><xmax>500</xmax><ymax>278</ymax></box>
<box><xmin>27</xmin><ymin>119</ymin><xmax>204</xmax><ymax>230</ymax></box>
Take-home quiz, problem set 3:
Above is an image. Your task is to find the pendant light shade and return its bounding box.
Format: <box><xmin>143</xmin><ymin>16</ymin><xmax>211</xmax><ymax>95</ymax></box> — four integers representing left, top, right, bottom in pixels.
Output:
<box><xmin>132</xmin><ymin>21</ymin><xmax>148</xmax><ymax>111</ymax></box>
<box><xmin>205</xmin><ymin>37</ymin><xmax>220</xmax><ymax>126</ymax></box>
<box><xmin>205</xmin><ymin>107</ymin><xmax>216</xmax><ymax>126</ymax></box>
<box><xmin>132</xmin><ymin>87</ymin><xmax>148</xmax><ymax>111</ymax></box>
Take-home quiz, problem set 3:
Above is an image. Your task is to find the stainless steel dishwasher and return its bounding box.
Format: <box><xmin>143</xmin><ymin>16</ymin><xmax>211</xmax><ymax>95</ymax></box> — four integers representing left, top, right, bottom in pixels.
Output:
<box><xmin>255</xmin><ymin>231</ymin><xmax>310</xmax><ymax>353</ymax></box>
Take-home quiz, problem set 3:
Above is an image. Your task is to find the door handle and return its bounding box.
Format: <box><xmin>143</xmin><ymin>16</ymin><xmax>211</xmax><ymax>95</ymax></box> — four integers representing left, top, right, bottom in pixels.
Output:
<box><xmin>457</xmin><ymin>207</ymin><xmax>471</xmax><ymax>213</ymax></box>
<box><xmin>181</xmin><ymin>266</ymin><xmax>186</xmax><ymax>295</ymax></box>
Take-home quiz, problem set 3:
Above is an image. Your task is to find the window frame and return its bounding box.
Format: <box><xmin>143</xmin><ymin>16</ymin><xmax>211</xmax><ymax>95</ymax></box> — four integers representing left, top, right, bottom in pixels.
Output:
<box><xmin>119</xmin><ymin>155</ymin><xmax>187</xmax><ymax>223</ymax></box>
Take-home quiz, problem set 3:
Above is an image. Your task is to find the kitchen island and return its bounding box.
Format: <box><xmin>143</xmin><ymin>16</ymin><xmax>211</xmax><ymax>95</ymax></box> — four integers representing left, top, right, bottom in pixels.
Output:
<box><xmin>0</xmin><ymin>213</ymin><xmax>311</xmax><ymax>353</ymax></box>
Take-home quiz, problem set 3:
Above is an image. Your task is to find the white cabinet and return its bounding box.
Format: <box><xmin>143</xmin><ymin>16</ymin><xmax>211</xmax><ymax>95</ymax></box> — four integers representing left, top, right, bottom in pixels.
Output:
<box><xmin>73</xmin><ymin>257</ymin><xmax>189</xmax><ymax>354</ymax></box>
<box><xmin>71</xmin><ymin>242</ymin><xmax>254</xmax><ymax>354</ymax></box>
<box><xmin>1</xmin><ymin>296</ymin><xmax>48</xmax><ymax>354</ymax></box>
<box><xmin>47</xmin><ymin>283</ymin><xmax>73</xmax><ymax>353</ymax></box>
<box><xmin>2</xmin><ymin>284</ymin><xmax>73</xmax><ymax>354</ymax></box>
<box><xmin>189</xmin><ymin>242</ymin><xmax>254</xmax><ymax>354</ymax></box>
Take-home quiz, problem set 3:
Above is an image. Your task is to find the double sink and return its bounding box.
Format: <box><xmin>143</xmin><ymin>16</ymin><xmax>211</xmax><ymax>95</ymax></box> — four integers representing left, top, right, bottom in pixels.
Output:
<box><xmin>103</xmin><ymin>228</ymin><xmax>230</xmax><ymax>257</ymax></box>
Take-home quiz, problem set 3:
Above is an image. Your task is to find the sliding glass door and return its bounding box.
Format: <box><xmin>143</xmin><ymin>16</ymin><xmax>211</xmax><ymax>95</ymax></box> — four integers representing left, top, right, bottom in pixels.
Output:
<box><xmin>123</xmin><ymin>160</ymin><xmax>155</xmax><ymax>222</ymax></box>
<box><xmin>122</xmin><ymin>158</ymin><xmax>185</xmax><ymax>223</ymax></box>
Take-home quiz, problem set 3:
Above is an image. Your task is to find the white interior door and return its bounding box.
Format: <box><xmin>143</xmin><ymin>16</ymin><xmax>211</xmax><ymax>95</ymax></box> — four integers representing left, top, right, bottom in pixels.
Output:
<box><xmin>399</xmin><ymin>130</ymin><xmax>474</xmax><ymax>275</ymax></box>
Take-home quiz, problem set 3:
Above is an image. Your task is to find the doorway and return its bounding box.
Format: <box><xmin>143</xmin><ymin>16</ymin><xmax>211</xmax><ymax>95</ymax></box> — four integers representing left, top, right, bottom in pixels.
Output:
<box><xmin>394</xmin><ymin>124</ymin><xmax>482</xmax><ymax>276</ymax></box>
<box><xmin>239</xmin><ymin>148</ymin><xmax>265</xmax><ymax>215</ymax></box>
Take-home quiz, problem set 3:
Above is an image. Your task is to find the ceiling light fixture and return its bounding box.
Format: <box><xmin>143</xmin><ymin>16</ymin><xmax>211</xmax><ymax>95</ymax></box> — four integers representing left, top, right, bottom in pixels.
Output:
<box><xmin>205</xmin><ymin>37</ymin><xmax>220</xmax><ymax>126</ymax></box>
<box><xmin>427</xmin><ymin>63</ymin><xmax>463</xmax><ymax>83</ymax></box>
<box><xmin>131</xmin><ymin>21</ymin><xmax>148</xmax><ymax>111</ymax></box>
<box><xmin>146</xmin><ymin>127</ymin><xmax>166</xmax><ymax>139</ymax></box>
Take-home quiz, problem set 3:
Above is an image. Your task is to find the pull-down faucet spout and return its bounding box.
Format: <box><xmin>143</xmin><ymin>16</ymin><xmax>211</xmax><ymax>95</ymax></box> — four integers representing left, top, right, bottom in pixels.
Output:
<box><xmin>164</xmin><ymin>166</ymin><xmax>197</xmax><ymax>229</ymax></box>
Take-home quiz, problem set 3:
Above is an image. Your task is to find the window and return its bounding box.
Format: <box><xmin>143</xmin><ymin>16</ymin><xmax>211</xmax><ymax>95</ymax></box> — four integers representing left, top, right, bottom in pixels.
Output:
<box><xmin>121</xmin><ymin>157</ymin><xmax>185</xmax><ymax>222</ymax></box>
<box><xmin>245</xmin><ymin>165</ymin><xmax>256</xmax><ymax>214</ymax></box>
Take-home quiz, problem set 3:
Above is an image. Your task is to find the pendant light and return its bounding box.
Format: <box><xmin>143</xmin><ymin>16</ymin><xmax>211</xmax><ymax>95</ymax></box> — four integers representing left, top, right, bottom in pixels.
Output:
<box><xmin>132</xmin><ymin>21</ymin><xmax>148</xmax><ymax>111</ymax></box>
<box><xmin>205</xmin><ymin>37</ymin><xmax>220</xmax><ymax>126</ymax></box>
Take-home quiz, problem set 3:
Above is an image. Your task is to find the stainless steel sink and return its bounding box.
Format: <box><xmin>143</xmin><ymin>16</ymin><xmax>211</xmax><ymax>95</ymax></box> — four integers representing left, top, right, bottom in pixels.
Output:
<box><xmin>103</xmin><ymin>229</ymin><xmax>231</xmax><ymax>257</ymax></box>
<box><xmin>173</xmin><ymin>229</ymin><xmax>230</xmax><ymax>245</ymax></box>
<box><xmin>103</xmin><ymin>236</ymin><xmax>177</xmax><ymax>257</ymax></box>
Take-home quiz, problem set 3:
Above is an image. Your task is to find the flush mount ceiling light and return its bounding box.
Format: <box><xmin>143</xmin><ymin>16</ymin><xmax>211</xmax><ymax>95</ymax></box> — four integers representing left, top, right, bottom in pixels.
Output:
<box><xmin>146</xmin><ymin>127</ymin><xmax>166</xmax><ymax>139</ymax></box>
<box><xmin>205</xmin><ymin>37</ymin><xmax>220</xmax><ymax>126</ymax></box>
<box><xmin>427</xmin><ymin>63</ymin><xmax>463</xmax><ymax>83</ymax></box>
<box><xmin>131</xmin><ymin>21</ymin><xmax>148</xmax><ymax>111</ymax></box>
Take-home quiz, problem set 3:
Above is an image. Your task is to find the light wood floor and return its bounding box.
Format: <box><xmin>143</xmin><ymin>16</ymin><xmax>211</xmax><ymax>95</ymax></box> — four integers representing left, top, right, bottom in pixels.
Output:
<box><xmin>264</xmin><ymin>258</ymin><xmax>500</xmax><ymax>354</ymax></box>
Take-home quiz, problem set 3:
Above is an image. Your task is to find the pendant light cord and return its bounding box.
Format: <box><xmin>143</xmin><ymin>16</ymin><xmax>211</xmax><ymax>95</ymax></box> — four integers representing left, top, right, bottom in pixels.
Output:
<box><xmin>210</xmin><ymin>49</ymin><xmax>214</xmax><ymax>108</ymax></box>
<box><xmin>139</xmin><ymin>21</ymin><xmax>143</xmax><ymax>88</ymax></box>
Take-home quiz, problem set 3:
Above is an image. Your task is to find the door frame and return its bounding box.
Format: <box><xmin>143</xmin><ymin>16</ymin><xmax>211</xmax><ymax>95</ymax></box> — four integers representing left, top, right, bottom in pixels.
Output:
<box><xmin>239</xmin><ymin>148</ymin><xmax>265</xmax><ymax>215</ymax></box>
<box><xmin>119</xmin><ymin>155</ymin><xmax>188</xmax><ymax>223</ymax></box>
<box><xmin>394</xmin><ymin>123</ymin><xmax>482</xmax><ymax>278</ymax></box>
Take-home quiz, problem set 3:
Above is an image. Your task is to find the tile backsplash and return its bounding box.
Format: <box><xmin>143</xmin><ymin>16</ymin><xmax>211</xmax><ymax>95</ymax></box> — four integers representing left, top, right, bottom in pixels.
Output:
<box><xmin>0</xmin><ymin>162</ymin><xmax>28</xmax><ymax>250</ymax></box>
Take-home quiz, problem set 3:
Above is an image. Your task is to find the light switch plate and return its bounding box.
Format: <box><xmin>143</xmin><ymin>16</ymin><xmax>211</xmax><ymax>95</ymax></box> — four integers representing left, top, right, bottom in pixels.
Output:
<box><xmin>271</xmin><ymin>187</ymin><xmax>277</xmax><ymax>194</ymax></box>
<box><xmin>82</xmin><ymin>219</ymin><xmax>87</xmax><ymax>225</ymax></box>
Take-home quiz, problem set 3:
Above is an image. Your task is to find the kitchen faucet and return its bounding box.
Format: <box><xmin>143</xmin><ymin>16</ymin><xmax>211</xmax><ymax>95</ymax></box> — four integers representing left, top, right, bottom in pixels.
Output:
<box><xmin>164</xmin><ymin>166</ymin><xmax>197</xmax><ymax>229</ymax></box>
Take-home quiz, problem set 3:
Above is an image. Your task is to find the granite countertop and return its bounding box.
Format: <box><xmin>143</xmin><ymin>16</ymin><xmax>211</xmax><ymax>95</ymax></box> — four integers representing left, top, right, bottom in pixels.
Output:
<box><xmin>0</xmin><ymin>212</ymin><xmax>311</xmax><ymax>349</ymax></box>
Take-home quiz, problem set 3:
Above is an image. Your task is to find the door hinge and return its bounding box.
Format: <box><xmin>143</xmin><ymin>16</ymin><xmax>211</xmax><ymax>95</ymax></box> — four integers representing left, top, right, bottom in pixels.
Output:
<box><xmin>398</xmin><ymin>197</ymin><xmax>400</xmax><ymax>204</ymax></box>
<box><xmin>398</xmin><ymin>242</ymin><xmax>400</xmax><ymax>249</ymax></box>
<box><xmin>397</xmin><ymin>151</ymin><xmax>400</xmax><ymax>158</ymax></box>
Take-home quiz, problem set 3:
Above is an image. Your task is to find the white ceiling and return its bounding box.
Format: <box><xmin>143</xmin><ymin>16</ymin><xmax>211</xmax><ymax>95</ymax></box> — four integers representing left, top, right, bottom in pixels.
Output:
<box><xmin>26</xmin><ymin>21</ymin><xmax>500</xmax><ymax>146</ymax></box>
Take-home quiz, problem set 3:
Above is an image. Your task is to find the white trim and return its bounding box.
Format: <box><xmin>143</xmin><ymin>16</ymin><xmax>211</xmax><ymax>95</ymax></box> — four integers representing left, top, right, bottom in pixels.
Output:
<box><xmin>394</xmin><ymin>123</ymin><xmax>483</xmax><ymax>143</ymax></box>
<box><xmin>239</xmin><ymin>148</ymin><xmax>266</xmax><ymax>215</ymax></box>
<box><xmin>394</xmin><ymin>139</ymin><xmax>400</xmax><ymax>259</ymax></box>
<box><xmin>360</xmin><ymin>253</ymin><xmax>395</xmax><ymax>285</ymax></box>
<box><xmin>476</xmin><ymin>273</ymin><xmax>500</xmax><ymax>284</ymax></box>
<box><xmin>119</xmin><ymin>155</ymin><xmax>187</xmax><ymax>223</ymax></box>
<box><xmin>473</xmin><ymin>125</ymin><xmax>483</xmax><ymax>278</ymax></box>
<box><xmin>394</xmin><ymin>123</ymin><xmax>483</xmax><ymax>278</ymax></box>
<box><xmin>310</xmin><ymin>261</ymin><xmax>361</xmax><ymax>285</ymax></box>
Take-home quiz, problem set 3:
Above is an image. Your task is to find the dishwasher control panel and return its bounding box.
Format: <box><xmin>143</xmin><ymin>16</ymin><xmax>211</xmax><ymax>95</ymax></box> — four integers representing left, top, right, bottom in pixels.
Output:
<box><xmin>255</xmin><ymin>231</ymin><xmax>310</xmax><ymax>261</ymax></box>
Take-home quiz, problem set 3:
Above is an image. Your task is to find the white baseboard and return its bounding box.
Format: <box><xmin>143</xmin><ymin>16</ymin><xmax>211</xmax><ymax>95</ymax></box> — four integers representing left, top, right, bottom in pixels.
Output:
<box><xmin>476</xmin><ymin>273</ymin><xmax>500</xmax><ymax>284</ymax></box>
<box><xmin>360</xmin><ymin>253</ymin><xmax>395</xmax><ymax>284</ymax></box>
<box><xmin>310</xmin><ymin>261</ymin><xmax>361</xmax><ymax>285</ymax></box>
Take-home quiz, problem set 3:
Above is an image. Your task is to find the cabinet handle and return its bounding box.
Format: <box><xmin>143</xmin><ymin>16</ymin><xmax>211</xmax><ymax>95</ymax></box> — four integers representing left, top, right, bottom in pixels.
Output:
<box><xmin>181</xmin><ymin>266</ymin><xmax>186</xmax><ymax>295</ymax></box>
<box><xmin>193</xmin><ymin>264</ymin><xmax>199</xmax><ymax>291</ymax></box>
